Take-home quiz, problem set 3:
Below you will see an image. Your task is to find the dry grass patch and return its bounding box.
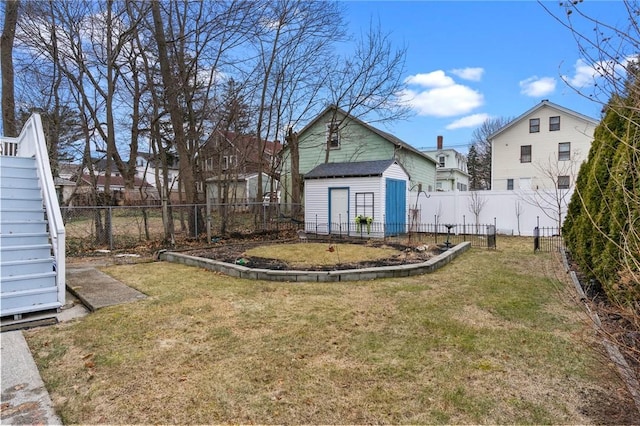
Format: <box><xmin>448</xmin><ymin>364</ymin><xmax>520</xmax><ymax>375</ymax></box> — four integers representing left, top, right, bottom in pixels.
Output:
<box><xmin>24</xmin><ymin>237</ymin><xmax>638</xmax><ymax>424</ymax></box>
<box><xmin>244</xmin><ymin>242</ymin><xmax>403</xmax><ymax>268</ymax></box>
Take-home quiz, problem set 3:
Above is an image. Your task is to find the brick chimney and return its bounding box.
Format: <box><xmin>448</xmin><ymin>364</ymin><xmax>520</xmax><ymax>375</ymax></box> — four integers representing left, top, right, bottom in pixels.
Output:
<box><xmin>437</xmin><ymin>135</ymin><xmax>443</xmax><ymax>150</ymax></box>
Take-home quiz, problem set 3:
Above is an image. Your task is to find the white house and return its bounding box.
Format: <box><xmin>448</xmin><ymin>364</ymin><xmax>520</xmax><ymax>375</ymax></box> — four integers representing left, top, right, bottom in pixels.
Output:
<box><xmin>489</xmin><ymin>100</ymin><xmax>598</xmax><ymax>191</ymax></box>
<box><xmin>423</xmin><ymin>136</ymin><xmax>470</xmax><ymax>191</ymax></box>
<box><xmin>303</xmin><ymin>159</ymin><xmax>409</xmax><ymax>237</ymax></box>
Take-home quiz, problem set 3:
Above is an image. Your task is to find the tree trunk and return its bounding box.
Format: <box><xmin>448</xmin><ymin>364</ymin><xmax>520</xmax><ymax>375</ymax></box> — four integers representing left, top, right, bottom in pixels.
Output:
<box><xmin>1</xmin><ymin>0</ymin><xmax>19</xmax><ymax>137</ymax></box>
<box><xmin>150</xmin><ymin>1</ymin><xmax>198</xmax><ymax>237</ymax></box>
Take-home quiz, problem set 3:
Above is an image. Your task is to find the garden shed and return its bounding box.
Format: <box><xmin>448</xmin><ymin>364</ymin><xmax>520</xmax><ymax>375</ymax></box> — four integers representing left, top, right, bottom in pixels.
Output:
<box><xmin>304</xmin><ymin>159</ymin><xmax>409</xmax><ymax>237</ymax></box>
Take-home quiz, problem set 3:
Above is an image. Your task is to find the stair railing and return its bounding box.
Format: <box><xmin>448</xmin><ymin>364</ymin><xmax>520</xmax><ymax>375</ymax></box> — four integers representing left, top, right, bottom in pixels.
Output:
<box><xmin>10</xmin><ymin>114</ymin><xmax>66</xmax><ymax>301</ymax></box>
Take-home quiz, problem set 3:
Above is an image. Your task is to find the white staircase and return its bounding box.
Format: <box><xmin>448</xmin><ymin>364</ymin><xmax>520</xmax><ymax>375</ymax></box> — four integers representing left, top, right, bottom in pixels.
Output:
<box><xmin>1</xmin><ymin>115</ymin><xmax>65</xmax><ymax>319</ymax></box>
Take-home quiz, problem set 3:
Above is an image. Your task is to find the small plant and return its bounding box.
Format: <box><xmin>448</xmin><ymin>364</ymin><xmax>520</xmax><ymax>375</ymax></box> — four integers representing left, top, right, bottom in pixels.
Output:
<box><xmin>355</xmin><ymin>215</ymin><xmax>373</xmax><ymax>234</ymax></box>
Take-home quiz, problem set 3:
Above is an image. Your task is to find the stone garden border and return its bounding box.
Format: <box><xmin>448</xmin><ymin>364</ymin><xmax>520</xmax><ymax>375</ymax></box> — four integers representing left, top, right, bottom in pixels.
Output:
<box><xmin>159</xmin><ymin>241</ymin><xmax>471</xmax><ymax>282</ymax></box>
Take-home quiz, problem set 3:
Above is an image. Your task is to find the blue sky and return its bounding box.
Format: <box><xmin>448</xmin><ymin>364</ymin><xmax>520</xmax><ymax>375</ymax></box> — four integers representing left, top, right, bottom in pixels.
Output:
<box><xmin>342</xmin><ymin>0</ymin><xmax>626</xmax><ymax>152</ymax></box>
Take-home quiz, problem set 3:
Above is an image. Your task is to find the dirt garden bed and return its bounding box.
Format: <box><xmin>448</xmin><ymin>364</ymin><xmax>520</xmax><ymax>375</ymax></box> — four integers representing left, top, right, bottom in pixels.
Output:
<box><xmin>183</xmin><ymin>237</ymin><xmax>448</xmax><ymax>271</ymax></box>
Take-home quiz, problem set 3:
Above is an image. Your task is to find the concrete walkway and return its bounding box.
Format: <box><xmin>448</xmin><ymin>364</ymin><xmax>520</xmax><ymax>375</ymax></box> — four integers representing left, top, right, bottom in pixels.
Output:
<box><xmin>1</xmin><ymin>265</ymin><xmax>146</xmax><ymax>425</ymax></box>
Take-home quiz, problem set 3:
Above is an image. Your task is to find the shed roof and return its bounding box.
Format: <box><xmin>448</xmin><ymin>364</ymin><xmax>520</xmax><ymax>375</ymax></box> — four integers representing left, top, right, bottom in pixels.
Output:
<box><xmin>304</xmin><ymin>159</ymin><xmax>407</xmax><ymax>179</ymax></box>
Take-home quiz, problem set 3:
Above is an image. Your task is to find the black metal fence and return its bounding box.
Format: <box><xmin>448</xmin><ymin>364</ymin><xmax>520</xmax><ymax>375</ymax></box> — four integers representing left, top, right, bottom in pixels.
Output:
<box><xmin>61</xmin><ymin>204</ymin><xmax>502</xmax><ymax>254</ymax></box>
<box><xmin>534</xmin><ymin>226</ymin><xmax>564</xmax><ymax>252</ymax></box>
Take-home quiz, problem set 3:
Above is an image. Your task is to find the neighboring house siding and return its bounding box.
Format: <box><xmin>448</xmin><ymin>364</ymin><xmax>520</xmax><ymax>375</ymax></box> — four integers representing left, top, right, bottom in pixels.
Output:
<box><xmin>490</xmin><ymin>101</ymin><xmax>597</xmax><ymax>191</ymax></box>
<box><xmin>297</xmin><ymin>113</ymin><xmax>395</xmax><ymax>173</ymax></box>
<box><xmin>284</xmin><ymin>106</ymin><xmax>436</xmax><ymax>203</ymax></box>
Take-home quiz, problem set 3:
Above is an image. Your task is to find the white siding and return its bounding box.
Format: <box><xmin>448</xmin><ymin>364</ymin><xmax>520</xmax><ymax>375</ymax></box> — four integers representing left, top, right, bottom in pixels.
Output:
<box><xmin>304</xmin><ymin>162</ymin><xmax>410</xmax><ymax>237</ymax></box>
<box><xmin>491</xmin><ymin>104</ymin><xmax>597</xmax><ymax>191</ymax></box>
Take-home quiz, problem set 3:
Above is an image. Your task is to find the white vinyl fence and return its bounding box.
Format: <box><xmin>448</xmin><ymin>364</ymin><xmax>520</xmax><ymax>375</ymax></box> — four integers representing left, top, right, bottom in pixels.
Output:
<box><xmin>410</xmin><ymin>189</ymin><xmax>573</xmax><ymax>236</ymax></box>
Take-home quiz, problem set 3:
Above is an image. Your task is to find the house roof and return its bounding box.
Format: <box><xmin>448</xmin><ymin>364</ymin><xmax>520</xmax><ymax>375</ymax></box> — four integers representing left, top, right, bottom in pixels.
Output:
<box><xmin>76</xmin><ymin>174</ymin><xmax>155</xmax><ymax>189</ymax></box>
<box><xmin>488</xmin><ymin>99</ymin><xmax>599</xmax><ymax>140</ymax></box>
<box><xmin>296</xmin><ymin>105</ymin><xmax>437</xmax><ymax>165</ymax></box>
<box><xmin>304</xmin><ymin>159</ymin><xmax>408</xmax><ymax>179</ymax></box>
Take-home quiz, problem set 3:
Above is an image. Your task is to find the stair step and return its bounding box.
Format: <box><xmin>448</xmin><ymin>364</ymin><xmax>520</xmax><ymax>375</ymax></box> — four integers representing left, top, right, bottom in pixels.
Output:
<box><xmin>0</xmin><ymin>197</ymin><xmax>44</xmax><ymax>210</ymax></box>
<box><xmin>0</xmin><ymin>176</ymin><xmax>40</xmax><ymax>189</ymax></box>
<box><xmin>0</xmin><ymin>232</ymin><xmax>51</xmax><ymax>247</ymax></box>
<box><xmin>0</xmin><ymin>155</ymin><xmax>37</xmax><ymax>169</ymax></box>
<box><xmin>0</xmin><ymin>244</ymin><xmax>52</xmax><ymax>262</ymax></box>
<box><xmin>1</xmin><ymin>258</ymin><xmax>55</xmax><ymax>278</ymax></box>
<box><xmin>1</xmin><ymin>272</ymin><xmax>57</xmax><ymax>293</ymax></box>
<box><xmin>0</xmin><ymin>187</ymin><xmax>42</xmax><ymax>199</ymax></box>
<box><xmin>1</xmin><ymin>287</ymin><xmax>60</xmax><ymax>314</ymax></box>
<box><xmin>0</xmin><ymin>208</ymin><xmax>46</xmax><ymax>222</ymax></box>
<box><xmin>0</xmin><ymin>220</ymin><xmax>48</xmax><ymax>234</ymax></box>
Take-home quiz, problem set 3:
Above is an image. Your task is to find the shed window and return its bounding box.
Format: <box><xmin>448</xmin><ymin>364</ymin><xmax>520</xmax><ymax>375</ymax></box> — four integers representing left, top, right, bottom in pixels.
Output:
<box><xmin>355</xmin><ymin>192</ymin><xmax>374</xmax><ymax>218</ymax></box>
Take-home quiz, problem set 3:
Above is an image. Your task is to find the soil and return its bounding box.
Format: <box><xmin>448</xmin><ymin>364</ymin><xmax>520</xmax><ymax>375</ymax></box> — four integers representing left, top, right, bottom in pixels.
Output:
<box><xmin>184</xmin><ymin>237</ymin><xmax>446</xmax><ymax>271</ymax></box>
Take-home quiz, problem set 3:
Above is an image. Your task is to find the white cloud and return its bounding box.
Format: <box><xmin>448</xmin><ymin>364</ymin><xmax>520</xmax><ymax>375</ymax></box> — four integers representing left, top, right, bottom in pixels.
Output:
<box><xmin>519</xmin><ymin>76</ymin><xmax>556</xmax><ymax>97</ymax></box>
<box><xmin>450</xmin><ymin>67</ymin><xmax>484</xmax><ymax>82</ymax></box>
<box><xmin>445</xmin><ymin>113</ymin><xmax>491</xmax><ymax>130</ymax></box>
<box><xmin>402</xmin><ymin>71</ymin><xmax>484</xmax><ymax>117</ymax></box>
<box><xmin>566</xmin><ymin>59</ymin><xmax>597</xmax><ymax>88</ymax></box>
<box><xmin>404</xmin><ymin>71</ymin><xmax>455</xmax><ymax>88</ymax></box>
<box><xmin>565</xmin><ymin>57</ymin><xmax>635</xmax><ymax>89</ymax></box>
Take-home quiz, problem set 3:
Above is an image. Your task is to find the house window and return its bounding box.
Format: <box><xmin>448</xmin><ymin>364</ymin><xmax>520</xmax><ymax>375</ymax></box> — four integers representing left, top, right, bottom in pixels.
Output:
<box><xmin>438</xmin><ymin>156</ymin><xmax>445</xmax><ymax>167</ymax></box>
<box><xmin>205</xmin><ymin>157</ymin><xmax>214</xmax><ymax>171</ymax></box>
<box><xmin>558</xmin><ymin>142</ymin><xmax>571</xmax><ymax>161</ymax></box>
<box><xmin>558</xmin><ymin>175</ymin><xmax>570</xmax><ymax>189</ymax></box>
<box><xmin>196</xmin><ymin>181</ymin><xmax>203</xmax><ymax>192</ymax></box>
<box><xmin>549</xmin><ymin>116</ymin><xmax>560</xmax><ymax>131</ymax></box>
<box><xmin>520</xmin><ymin>145</ymin><xmax>532</xmax><ymax>163</ymax></box>
<box><xmin>223</xmin><ymin>155</ymin><xmax>236</xmax><ymax>170</ymax></box>
<box><xmin>326</xmin><ymin>122</ymin><xmax>340</xmax><ymax>149</ymax></box>
<box><xmin>507</xmin><ymin>179</ymin><xmax>514</xmax><ymax>190</ymax></box>
<box><xmin>529</xmin><ymin>118</ymin><xmax>540</xmax><ymax>133</ymax></box>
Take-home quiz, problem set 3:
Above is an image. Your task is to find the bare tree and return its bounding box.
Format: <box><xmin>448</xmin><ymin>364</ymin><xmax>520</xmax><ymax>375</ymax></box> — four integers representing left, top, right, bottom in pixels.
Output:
<box><xmin>468</xmin><ymin>117</ymin><xmax>512</xmax><ymax>190</ymax></box>
<box><xmin>518</xmin><ymin>153</ymin><xmax>579</xmax><ymax>229</ymax></box>
<box><xmin>323</xmin><ymin>19</ymin><xmax>410</xmax><ymax>163</ymax></box>
<box><xmin>468</xmin><ymin>191</ymin><xmax>487</xmax><ymax>233</ymax></box>
<box><xmin>514</xmin><ymin>200</ymin><xmax>524</xmax><ymax>236</ymax></box>
<box><xmin>1</xmin><ymin>0</ymin><xmax>19</xmax><ymax>137</ymax></box>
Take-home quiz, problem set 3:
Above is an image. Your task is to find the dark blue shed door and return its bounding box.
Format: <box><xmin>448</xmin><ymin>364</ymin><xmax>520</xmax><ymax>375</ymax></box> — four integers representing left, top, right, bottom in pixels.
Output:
<box><xmin>385</xmin><ymin>178</ymin><xmax>406</xmax><ymax>236</ymax></box>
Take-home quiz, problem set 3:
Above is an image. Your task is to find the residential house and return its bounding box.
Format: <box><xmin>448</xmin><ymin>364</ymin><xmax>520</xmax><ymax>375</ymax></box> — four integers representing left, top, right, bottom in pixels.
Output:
<box><xmin>489</xmin><ymin>100</ymin><xmax>598</xmax><ymax>191</ymax></box>
<box><xmin>68</xmin><ymin>174</ymin><xmax>159</xmax><ymax>205</ymax></box>
<box><xmin>280</xmin><ymin>105</ymin><xmax>437</xmax><ymax>205</ymax></box>
<box><xmin>423</xmin><ymin>135</ymin><xmax>470</xmax><ymax>191</ymax></box>
<box><xmin>199</xmin><ymin>130</ymin><xmax>282</xmax><ymax>204</ymax></box>
<box><xmin>135</xmin><ymin>152</ymin><xmax>180</xmax><ymax>198</ymax></box>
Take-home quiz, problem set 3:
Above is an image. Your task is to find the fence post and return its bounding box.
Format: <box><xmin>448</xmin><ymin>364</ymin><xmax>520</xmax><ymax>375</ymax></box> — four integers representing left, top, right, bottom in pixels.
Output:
<box><xmin>108</xmin><ymin>206</ymin><xmax>113</xmax><ymax>251</ymax></box>
<box><xmin>463</xmin><ymin>215</ymin><xmax>466</xmax><ymax>242</ymax></box>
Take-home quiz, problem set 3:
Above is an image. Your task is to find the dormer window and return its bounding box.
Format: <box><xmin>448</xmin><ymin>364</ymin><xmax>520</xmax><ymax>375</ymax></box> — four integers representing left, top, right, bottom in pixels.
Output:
<box><xmin>438</xmin><ymin>156</ymin><xmax>445</xmax><ymax>167</ymax></box>
<box><xmin>326</xmin><ymin>122</ymin><xmax>340</xmax><ymax>149</ymax></box>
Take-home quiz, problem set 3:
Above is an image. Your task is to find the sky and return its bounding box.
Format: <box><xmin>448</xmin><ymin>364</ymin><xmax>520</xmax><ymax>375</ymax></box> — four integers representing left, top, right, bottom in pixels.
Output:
<box><xmin>341</xmin><ymin>0</ymin><xmax>628</xmax><ymax>152</ymax></box>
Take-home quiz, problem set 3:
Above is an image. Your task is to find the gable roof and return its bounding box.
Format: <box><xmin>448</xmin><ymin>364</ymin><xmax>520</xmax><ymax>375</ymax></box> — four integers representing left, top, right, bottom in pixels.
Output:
<box><xmin>297</xmin><ymin>105</ymin><xmax>437</xmax><ymax>165</ymax></box>
<box><xmin>304</xmin><ymin>158</ymin><xmax>409</xmax><ymax>180</ymax></box>
<box><xmin>488</xmin><ymin>100</ymin><xmax>599</xmax><ymax>141</ymax></box>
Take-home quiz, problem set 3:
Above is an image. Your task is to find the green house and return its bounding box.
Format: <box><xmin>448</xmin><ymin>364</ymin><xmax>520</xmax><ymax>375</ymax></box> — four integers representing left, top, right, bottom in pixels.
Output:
<box><xmin>280</xmin><ymin>105</ymin><xmax>437</xmax><ymax>205</ymax></box>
